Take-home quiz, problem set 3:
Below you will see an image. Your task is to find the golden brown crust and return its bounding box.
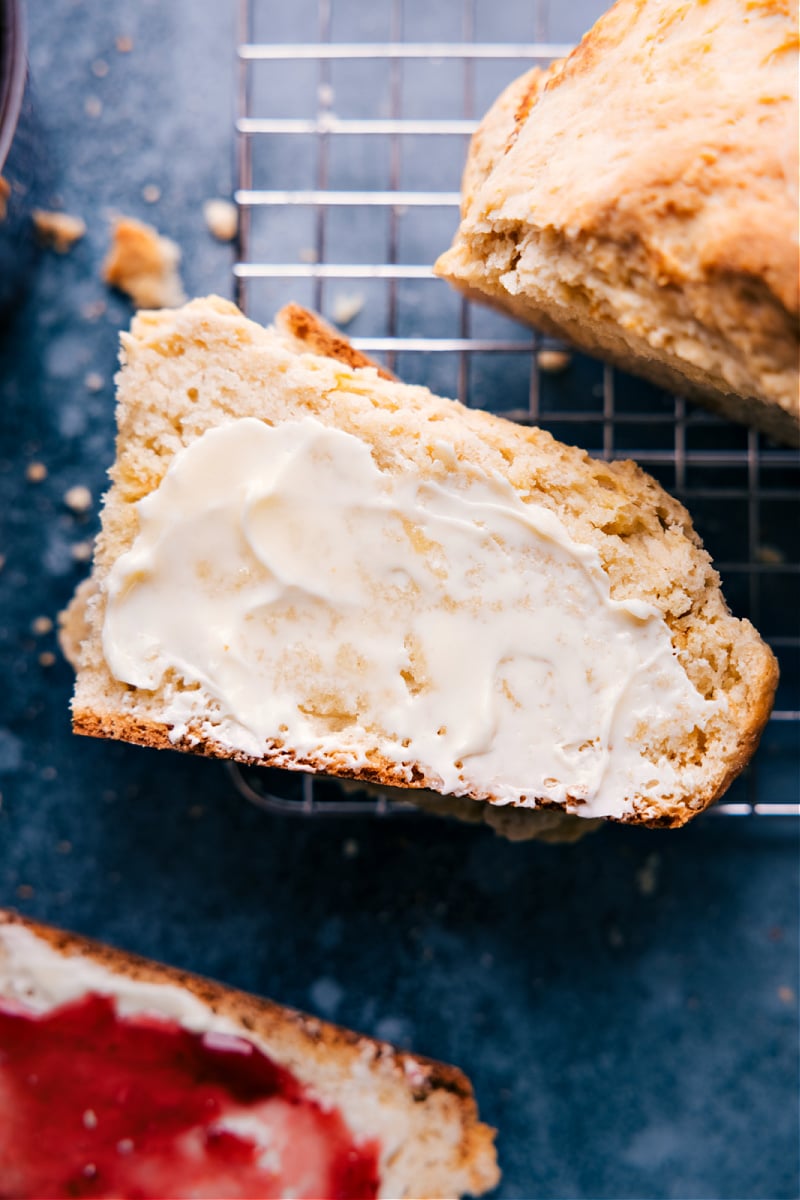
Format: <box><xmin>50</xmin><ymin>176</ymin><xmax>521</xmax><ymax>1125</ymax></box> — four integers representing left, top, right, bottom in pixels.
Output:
<box><xmin>276</xmin><ymin>302</ymin><xmax>396</xmax><ymax>380</ymax></box>
<box><xmin>72</xmin><ymin>677</ymin><xmax>776</xmax><ymax>829</ymax></box>
<box><xmin>0</xmin><ymin>909</ymin><xmax>500</xmax><ymax>1198</ymax></box>
<box><xmin>436</xmin><ymin>0</ymin><xmax>800</xmax><ymax>445</ymax></box>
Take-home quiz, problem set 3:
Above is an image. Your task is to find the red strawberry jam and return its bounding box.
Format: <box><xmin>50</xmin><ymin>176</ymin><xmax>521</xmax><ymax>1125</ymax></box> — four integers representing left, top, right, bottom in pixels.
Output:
<box><xmin>0</xmin><ymin>993</ymin><xmax>380</xmax><ymax>1199</ymax></box>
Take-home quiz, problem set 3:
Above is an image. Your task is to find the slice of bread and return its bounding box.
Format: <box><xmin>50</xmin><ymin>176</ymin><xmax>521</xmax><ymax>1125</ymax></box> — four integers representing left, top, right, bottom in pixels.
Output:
<box><xmin>435</xmin><ymin>0</ymin><xmax>800</xmax><ymax>446</ymax></box>
<box><xmin>68</xmin><ymin>296</ymin><xmax>776</xmax><ymax>827</ymax></box>
<box><xmin>0</xmin><ymin>910</ymin><xmax>498</xmax><ymax>1199</ymax></box>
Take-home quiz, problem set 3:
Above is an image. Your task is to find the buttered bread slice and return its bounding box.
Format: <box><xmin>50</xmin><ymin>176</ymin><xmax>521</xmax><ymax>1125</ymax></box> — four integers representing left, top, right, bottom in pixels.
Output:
<box><xmin>69</xmin><ymin>296</ymin><xmax>777</xmax><ymax>827</ymax></box>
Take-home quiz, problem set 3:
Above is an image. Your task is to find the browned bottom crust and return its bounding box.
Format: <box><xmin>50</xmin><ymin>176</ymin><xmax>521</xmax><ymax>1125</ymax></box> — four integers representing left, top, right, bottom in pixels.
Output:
<box><xmin>73</xmin><ymin>683</ymin><xmax>776</xmax><ymax>828</ymax></box>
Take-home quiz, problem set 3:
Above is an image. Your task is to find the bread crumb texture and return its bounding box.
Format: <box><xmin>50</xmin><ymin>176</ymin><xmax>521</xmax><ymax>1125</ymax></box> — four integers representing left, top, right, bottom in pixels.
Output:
<box><xmin>435</xmin><ymin>0</ymin><xmax>800</xmax><ymax>445</ymax></box>
<box><xmin>70</xmin><ymin>297</ymin><xmax>777</xmax><ymax>827</ymax></box>
<box><xmin>102</xmin><ymin>216</ymin><xmax>186</xmax><ymax>309</ymax></box>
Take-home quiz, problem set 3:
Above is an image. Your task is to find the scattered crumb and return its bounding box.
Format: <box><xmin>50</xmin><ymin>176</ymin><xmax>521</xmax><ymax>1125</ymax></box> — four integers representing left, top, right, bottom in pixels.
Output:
<box><xmin>331</xmin><ymin>292</ymin><xmax>364</xmax><ymax>327</ymax></box>
<box><xmin>70</xmin><ymin>539</ymin><xmax>94</xmax><ymax>563</ymax></box>
<box><xmin>299</xmin><ymin>246</ymin><xmax>318</xmax><ymax>263</ymax></box>
<box><xmin>756</xmin><ymin>544</ymin><xmax>785</xmax><ymax>565</ymax></box>
<box><xmin>84</xmin><ymin>371</ymin><xmax>104</xmax><ymax>392</ymax></box>
<box><xmin>57</xmin><ymin>840</ymin><xmax>72</xmax><ymax>855</ymax></box>
<box><xmin>81</xmin><ymin>299</ymin><xmax>107</xmax><ymax>321</ymax></box>
<box><xmin>39</xmin><ymin>651</ymin><xmax>56</xmax><ymax>668</ymax></box>
<box><xmin>318</xmin><ymin>82</ymin><xmax>335</xmax><ymax>107</ymax></box>
<box><xmin>63</xmin><ymin>484</ymin><xmax>93</xmax><ymax>514</ymax></box>
<box><xmin>84</xmin><ymin>95</ymin><xmax>103</xmax><ymax>118</ymax></box>
<box><xmin>142</xmin><ymin>183</ymin><xmax>161</xmax><ymax>204</ymax></box>
<box><xmin>537</xmin><ymin>348</ymin><xmax>572</xmax><ymax>374</ymax></box>
<box><xmin>115</xmin><ymin>35</ymin><xmax>133</xmax><ymax>53</ymax></box>
<box><xmin>26</xmin><ymin>462</ymin><xmax>47</xmax><ymax>483</ymax></box>
<box><xmin>778</xmin><ymin>986</ymin><xmax>796</xmax><ymax>1006</ymax></box>
<box><xmin>91</xmin><ymin>59</ymin><xmax>109</xmax><ymax>78</ymax></box>
<box><xmin>16</xmin><ymin>884</ymin><xmax>35</xmax><ymax>900</ymax></box>
<box><xmin>0</xmin><ymin>175</ymin><xmax>10</xmax><ymax>221</ymax></box>
<box><xmin>636</xmin><ymin>852</ymin><xmax>661</xmax><ymax>897</ymax></box>
<box><xmin>342</xmin><ymin>838</ymin><xmax>359</xmax><ymax>859</ymax></box>
<box><xmin>608</xmin><ymin>924</ymin><xmax>625</xmax><ymax>949</ymax></box>
<box><xmin>203</xmin><ymin>198</ymin><xmax>238</xmax><ymax>242</ymax></box>
<box><xmin>33</xmin><ymin>209</ymin><xmax>86</xmax><ymax>253</ymax></box>
<box><xmin>31</xmin><ymin>616</ymin><xmax>53</xmax><ymax>636</ymax></box>
<box><xmin>102</xmin><ymin>216</ymin><xmax>186</xmax><ymax>308</ymax></box>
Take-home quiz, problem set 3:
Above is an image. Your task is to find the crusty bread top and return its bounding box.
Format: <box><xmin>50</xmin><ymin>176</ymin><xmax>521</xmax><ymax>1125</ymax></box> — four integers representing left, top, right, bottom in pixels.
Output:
<box><xmin>456</xmin><ymin>0</ymin><xmax>799</xmax><ymax>315</ymax></box>
<box><xmin>0</xmin><ymin>909</ymin><xmax>499</xmax><ymax>1200</ymax></box>
<box><xmin>276</xmin><ymin>302</ymin><xmax>397</xmax><ymax>380</ymax></box>
<box><xmin>436</xmin><ymin>0</ymin><xmax>799</xmax><ymax>440</ymax></box>
<box><xmin>71</xmin><ymin>297</ymin><xmax>776</xmax><ymax>826</ymax></box>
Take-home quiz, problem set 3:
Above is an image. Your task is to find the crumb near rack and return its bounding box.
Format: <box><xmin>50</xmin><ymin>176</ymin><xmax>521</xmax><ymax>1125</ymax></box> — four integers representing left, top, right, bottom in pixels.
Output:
<box><xmin>102</xmin><ymin>216</ymin><xmax>186</xmax><ymax>308</ymax></box>
<box><xmin>203</xmin><ymin>198</ymin><xmax>238</xmax><ymax>242</ymax></box>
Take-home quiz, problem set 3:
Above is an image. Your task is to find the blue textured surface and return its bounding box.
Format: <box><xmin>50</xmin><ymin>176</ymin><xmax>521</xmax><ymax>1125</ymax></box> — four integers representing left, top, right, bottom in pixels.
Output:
<box><xmin>0</xmin><ymin>3</ymin><xmax>798</xmax><ymax>1198</ymax></box>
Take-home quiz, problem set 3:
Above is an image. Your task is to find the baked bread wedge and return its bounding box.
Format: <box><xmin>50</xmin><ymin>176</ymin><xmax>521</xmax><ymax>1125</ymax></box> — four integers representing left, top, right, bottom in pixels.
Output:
<box><xmin>67</xmin><ymin>296</ymin><xmax>777</xmax><ymax>827</ymax></box>
<box><xmin>435</xmin><ymin>0</ymin><xmax>800</xmax><ymax>446</ymax></box>
<box><xmin>0</xmin><ymin>909</ymin><xmax>499</xmax><ymax>1200</ymax></box>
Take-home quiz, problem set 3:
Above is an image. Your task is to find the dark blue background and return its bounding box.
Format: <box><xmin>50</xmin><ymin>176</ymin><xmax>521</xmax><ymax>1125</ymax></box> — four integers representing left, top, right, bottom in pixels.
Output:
<box><xmin>0</xmin><ymin>3</ymin><xmax>797</xmax><ymax>1198</ymax></box>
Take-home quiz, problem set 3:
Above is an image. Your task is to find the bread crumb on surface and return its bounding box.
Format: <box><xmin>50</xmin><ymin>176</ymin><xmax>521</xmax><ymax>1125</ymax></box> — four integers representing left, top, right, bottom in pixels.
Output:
<box><xmin>0</xmin><ymin>176</ymin><xmax>10</xmax><ymax>221</ymax></box>
<box><xmin>91</xmin><ymin>58</ymin><xmax>109</xmax><ymax>78</ymax></box>
<box><xmin>537</xmin><ymin>348</ymin><xmax>572</xmax><ymax>374</ymax></box>
<box><xmin>299</xmin><ymin>246</ymin><xmax>318</xmax><ymax>263</ymax></box>
<box><xmin>32</xmin><ymin>209</ymin><xmax>86</xmax><ymax>253</ymax></box>
<box><xmin>81</xmin><ymin>299</ymin><xmax>107</xmax><ymax>321</ymax></box>
<box><xmin>84</xmin><ymin>371</ymin><xmax>104</xmax><ymax>392</ymax></box>
<box><xmin>115</xmin><ymin>35</ymin><xmax>133</xmax><ymax>52</ymax></box>
<box><xmin>16</xmin><ymin>884</ymin><xmax>34</xmax><ymax>900</ymax></box>
<box><xmin>64</xmin><ymin>485</ymin><xmax>93</xmax><ymax>514</ymax></box>
<box><xmin>70</xmin><ymin>539</ymin><xmax>94</xmax><ymax>563</ymax></box>
<box><xmin>25</xmin><ymin>462</ymin><xmax>47</xmax><ymax>483</ymax></box>
<box><xmin>31</xmin><ymin>616</ymin><xmax>53</xmax><ymax>636</ymax></box>
<box><xmin>778</xmin><ymin>986</ymin><xmax>796</xmax><ymax>1006</ymax></box>
<box><xmin>318</xmin><ymin>82</ymin><xmax>335</xmax><ymax>107</ymax></box>
<box><xmin>84</xmin><ymin>95</ymin><xmax>102</xmax><ymax>118</ymax></box>
<box><xmin>756</xmin><ymin>544</ymin><xmax>786</xmax><ymax>565</ymax></box>
<box><xmin>331</xmin><ymin>292</ymin><xmax>364</xmax><ymax>327</ymax></box>
<box><xmin>102</xmin><ymin>216</ymin><xmax>186</xmax><ymax>308</ymax></box>
<box><xmin>636</xmin><ymin>852</ymin><xmax>661</xmax><ymax>897</ymax></box>
<box><xmin>142</xmin><ymin>184</ymin><xmax>161</xmax><ymax>204</ymax></box>
<box><xmin>203</xmin><ymin>198</ymin><xmax>238</xmax><ymax>242</ymax></box>
<box><xmin>39</xmin><ymin>652</ymin><xmax>57</xmax><ymax>668</ymax></box>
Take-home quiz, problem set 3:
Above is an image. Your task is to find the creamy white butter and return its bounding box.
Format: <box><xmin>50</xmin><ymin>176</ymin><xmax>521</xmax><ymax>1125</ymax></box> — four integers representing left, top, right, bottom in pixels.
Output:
<box><xmin>102</xmin><ymin>416</ymin><xmax>718</xmax><ymax>820</ymax></box>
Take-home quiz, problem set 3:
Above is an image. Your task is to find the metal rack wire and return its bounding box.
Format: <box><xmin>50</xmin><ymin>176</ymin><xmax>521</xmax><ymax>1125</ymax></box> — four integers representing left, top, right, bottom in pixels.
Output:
<box><xmin>232</xmin><ymin>0</ymin><xmax>799</xmax><ymax>821</ymax></box>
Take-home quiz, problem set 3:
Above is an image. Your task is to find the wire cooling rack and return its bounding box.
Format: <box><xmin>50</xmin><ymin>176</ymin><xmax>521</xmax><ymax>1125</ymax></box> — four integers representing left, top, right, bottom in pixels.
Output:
<box><xmin>231</xmin><ymin>0</ymin><xmax>799</xmax><ymax>821</ymax></box>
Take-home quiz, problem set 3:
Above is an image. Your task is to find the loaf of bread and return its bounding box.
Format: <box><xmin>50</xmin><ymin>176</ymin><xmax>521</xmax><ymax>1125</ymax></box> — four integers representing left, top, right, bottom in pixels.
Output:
<box><xmin>67</xmin><ymin>296</ymin><xmax>776</xmax><ymax>827</ymax></box>
<box><xmin>435</xmin><ymin>0</ymin><xmax>800</xmax><ymax>446</ymax></box>
<box><xmin>0</xmin><ymin>909</ymin><xmax>498</xmax><ymax>1199</ymax></box>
